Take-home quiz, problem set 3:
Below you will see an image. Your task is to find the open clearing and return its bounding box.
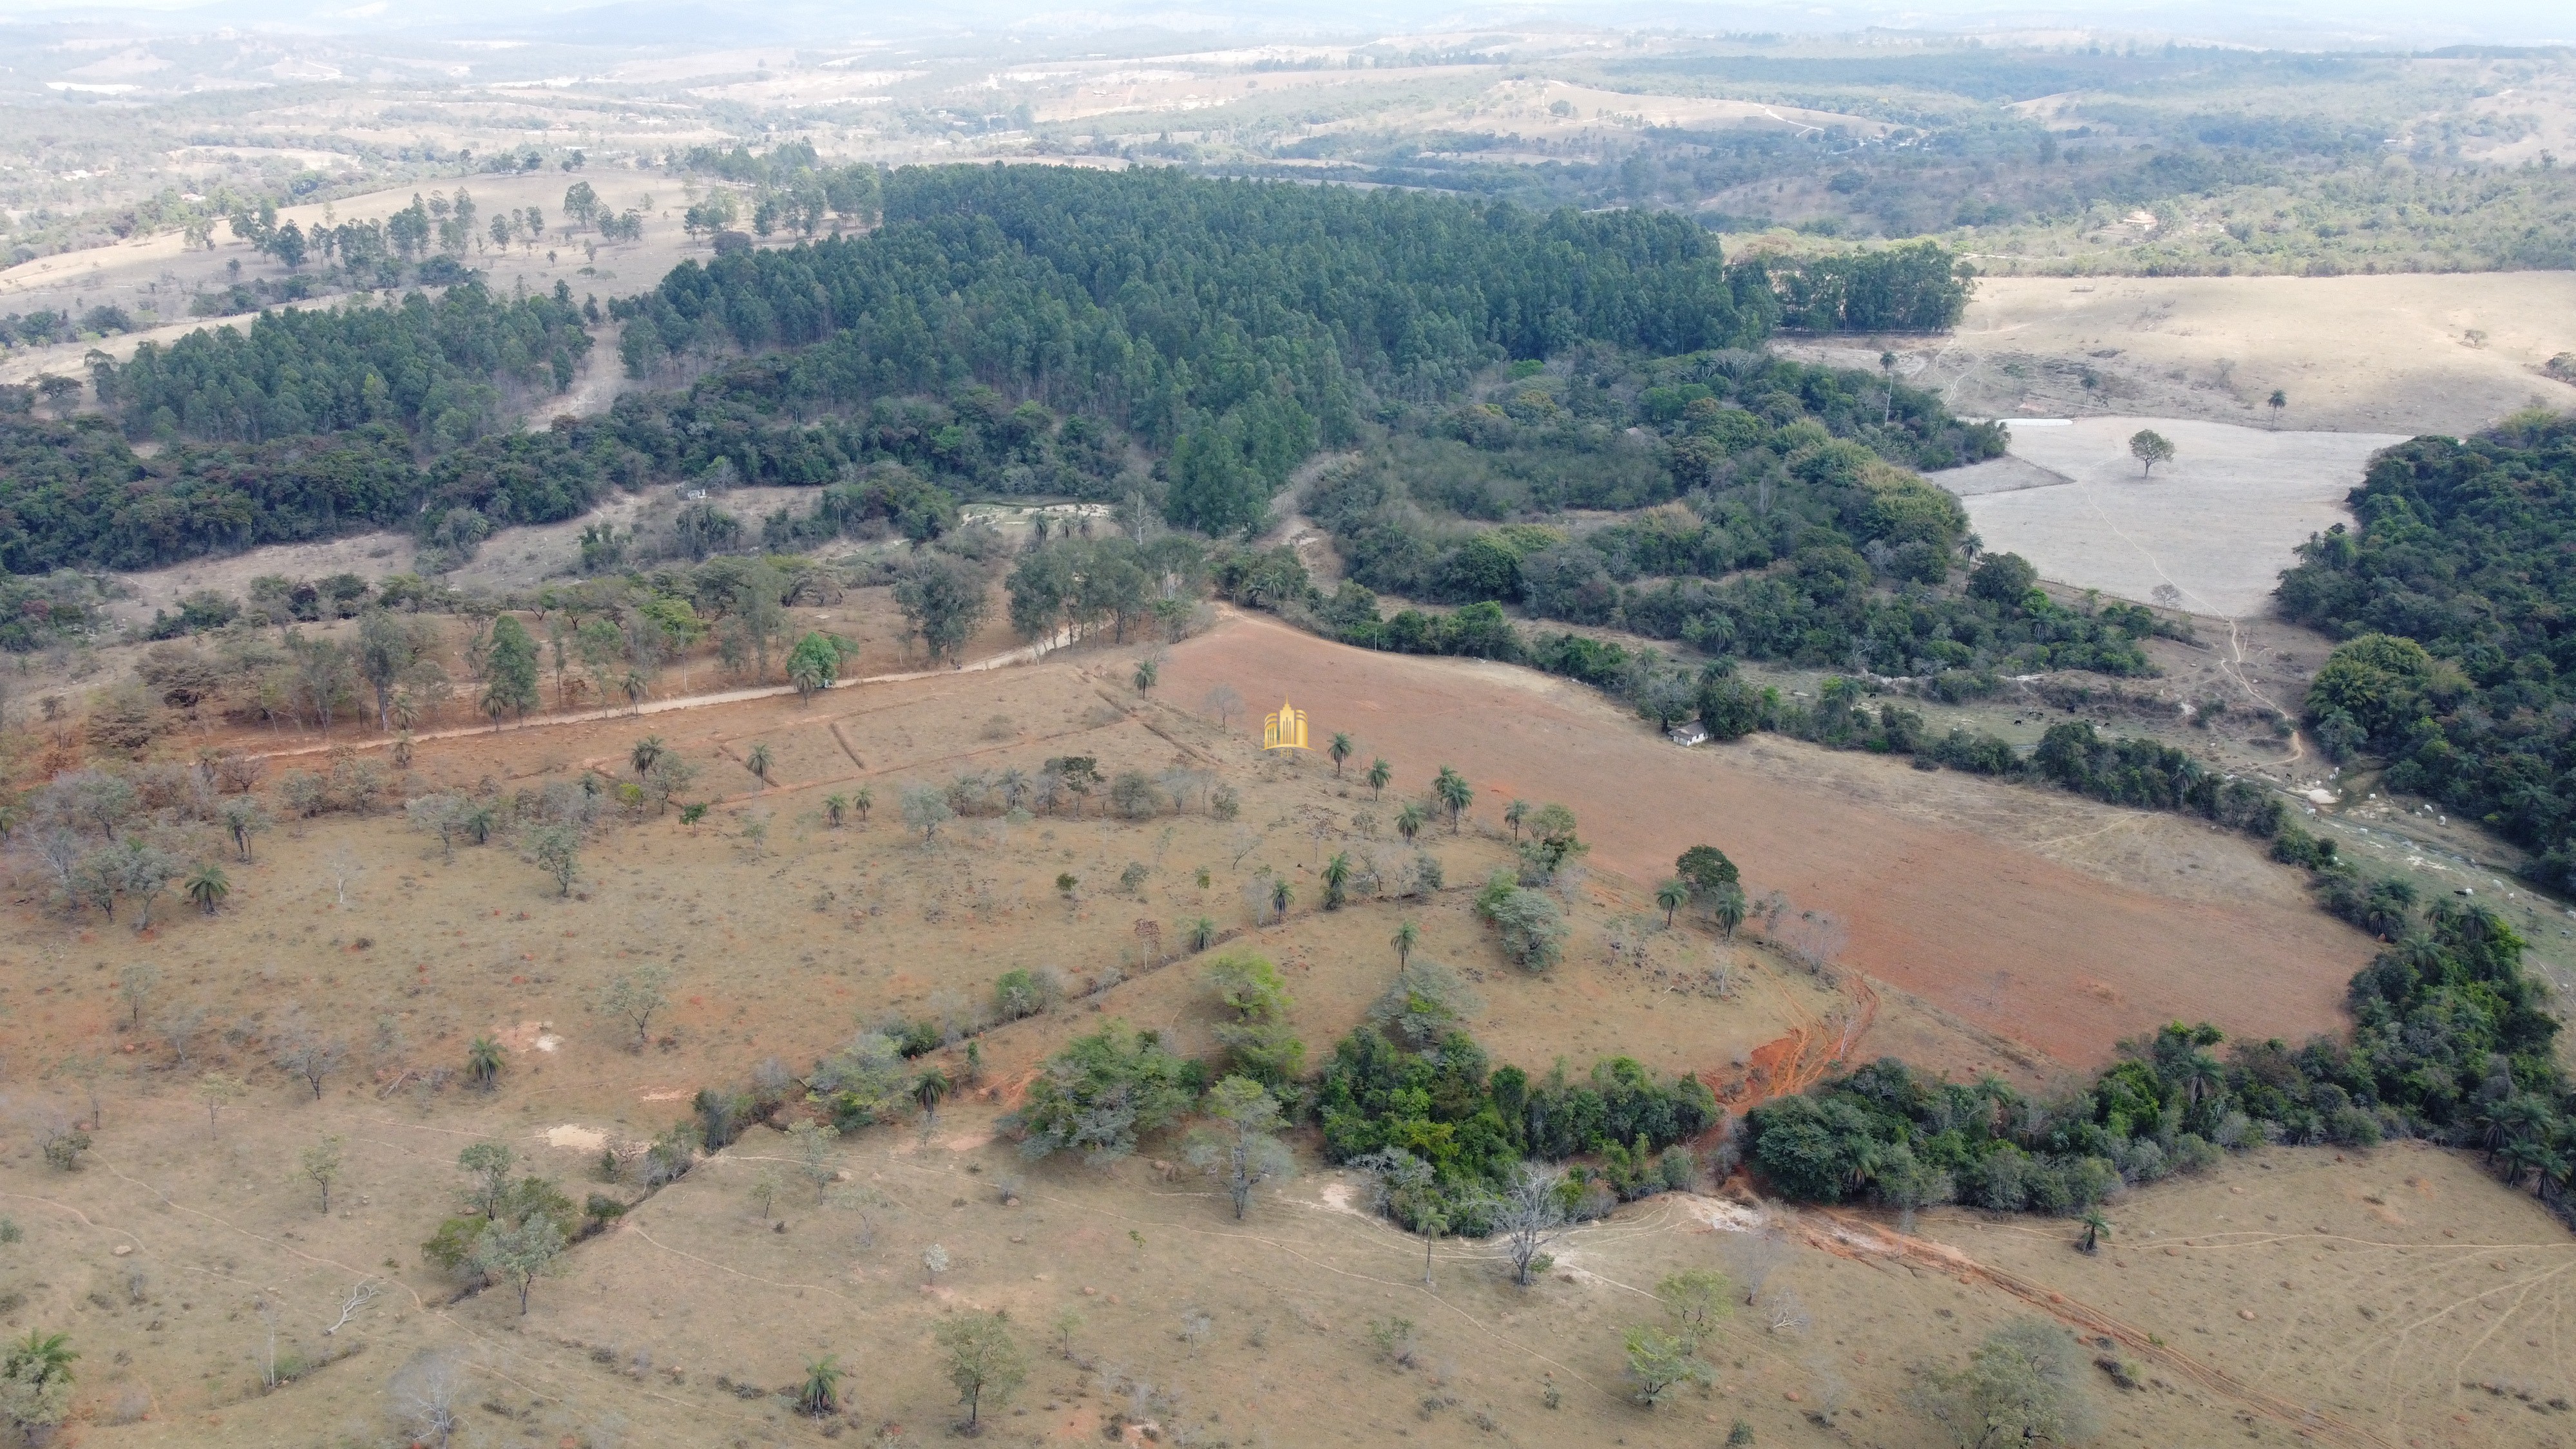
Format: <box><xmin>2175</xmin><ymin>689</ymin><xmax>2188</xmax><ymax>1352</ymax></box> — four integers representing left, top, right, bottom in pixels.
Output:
<box><xmin>1779</xmin><ymin>270</ymin><xmax>2576</xmax><ymax>437</ymax></box>
<box><xmin>1942</xmin><ymin>415</ymin><xmax>2405</xmax><ymax>617</ymax></box>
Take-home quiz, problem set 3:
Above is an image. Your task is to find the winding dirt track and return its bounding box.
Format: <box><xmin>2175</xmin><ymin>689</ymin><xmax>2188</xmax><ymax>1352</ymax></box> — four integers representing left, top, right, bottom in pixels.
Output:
<box><xmin>1159</xmin><ymin>609</ymin><xmax>2371</xmax><ymax>1069</ymax></box>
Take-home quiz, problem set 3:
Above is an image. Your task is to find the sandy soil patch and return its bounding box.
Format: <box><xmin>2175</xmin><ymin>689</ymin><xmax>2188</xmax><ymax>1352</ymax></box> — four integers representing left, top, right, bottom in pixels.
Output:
<box><xmin>1946</xmin><ymin>415</ymin><xmax>2406</xmax><ymax>616</ymax></box>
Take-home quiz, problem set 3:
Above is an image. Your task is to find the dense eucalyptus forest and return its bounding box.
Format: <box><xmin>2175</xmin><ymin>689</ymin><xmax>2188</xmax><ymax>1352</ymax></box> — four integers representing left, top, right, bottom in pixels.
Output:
<box><xmin>1</xmin><ymin>164</ymin><xmax>1803</xmax><ymax>577</ymax></box>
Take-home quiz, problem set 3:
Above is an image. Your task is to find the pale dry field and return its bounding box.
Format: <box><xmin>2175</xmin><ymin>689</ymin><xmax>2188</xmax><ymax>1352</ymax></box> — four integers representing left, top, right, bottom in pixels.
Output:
<box><xmin>1782</xmin><ymin>270</ymin><xmax>2576</xmax><ymax>436</ymax></box>
<box><xmin>1944</xmin><ymin>415</ymin><xmax>2406</xmax><ymax>618</ymax></box>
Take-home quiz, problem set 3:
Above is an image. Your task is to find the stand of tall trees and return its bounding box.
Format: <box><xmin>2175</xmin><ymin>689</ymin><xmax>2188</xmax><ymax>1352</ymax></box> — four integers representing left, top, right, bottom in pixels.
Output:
<box><xmin>2275</xmin><ymin>412</ymin><xmax>2576</xmax><ymax>889</ymax></box>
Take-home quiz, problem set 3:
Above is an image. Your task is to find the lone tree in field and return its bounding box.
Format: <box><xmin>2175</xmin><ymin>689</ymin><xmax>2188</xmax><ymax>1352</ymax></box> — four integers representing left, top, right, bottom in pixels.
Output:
<box><xmin>1328</xmin><ymin>732</ymin><xmax>1353</xmax><ymax>777</ymax></box>
<box><xmin>933</xmin><ymin>1310</ymin><xmax>1026</xmax><ymax>1434</ymax></box>
<box><xmin>601</xmin><ymin>961</ymin><xmax>674</xmax><ymax>1049</ymax></box>
<box><xmin>1366</xmin><ymin>757</ymin><xmax>1392</xmax><ymax>799</ymax></box>
<box><xmin>301</xmin><ymin>1135</ymin><xmax>344</xmax><ymax>1213</ymax></box>
<box><xmin>270</xmin><ymin>1011</ymin><xmax>347</xmax><ymax>1100</ymax></box>
<box><xmin>1913</xmin><ymin>1318</ymin><xmax>2095</xmax><ymax>1449</ymax></box>
<box><xmin>744</xmin><ymin>743</ymin><xmax>773</xmax><ymax>786</ymax></box>
<box><xmin>1184</xmin><ymin>1075</ymin><xmax>1295</xmax><ymax>1220</ymax></box>
<box><xmin>466</xmin><ymin>1036</ymin><xmax>504</xmax><ymax>1090</ymax></box>
<box><xmin>117</xmin><ymin>964</ymin><xmax>157</xmax><ymax>1032</ymax></box>
<box><xmin>2267</xmin><ymin>389</ymin><xmax>2287</xmax><ymax>426</ymax></box>
<box><xmin>529</xmin><ymin>824</ymin><xmax>580</xmax><ymax>896</ymax></box>
<box><xmin>1498</xmin><ymin>1164</ymin><xmax>1570</xmax><ymax>1287</ymax></box>
<box><xmin>1623</xmin><ymin>1322</ymin><xmax>1712</xmax><ymax>1407</ymax></box>
<box><xmin>1202</xmin><ymin>684</ymin><xmax>1243</xmax><ymax>728</ymax></box>
<box><xmin>2128</xmin><ymin>428</ymin><xmax>2175</xmax><ymax>478</ymax></box>
<box><xmin>901</xmin><ymin>785</ymin><xmax>953</xmax><ymax>842</ymax></box>
<box><xmin>1391</xmin><ymin>920</ymin><xmax>1420</xmax><ymax>970</ymax></box>
<box><xmin>797</xmin><ymin>1355</ymin><xmax>844</xmax><ymax>1417</ymax></box>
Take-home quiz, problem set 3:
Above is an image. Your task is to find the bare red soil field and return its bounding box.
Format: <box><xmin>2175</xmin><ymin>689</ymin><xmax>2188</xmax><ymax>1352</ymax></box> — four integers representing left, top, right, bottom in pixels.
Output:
<box><xmin>1161</xmin><ymin>610</ymin><xmax>2372</xmax><ymax>1068</ymax></box>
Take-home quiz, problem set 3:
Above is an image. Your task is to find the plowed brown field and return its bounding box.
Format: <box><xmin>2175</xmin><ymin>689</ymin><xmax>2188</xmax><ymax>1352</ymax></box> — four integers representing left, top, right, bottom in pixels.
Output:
<box><xmin>1161</xmin><ymin>609</ymin><xmax>2372</xmax><ymax>1068</ymax></box>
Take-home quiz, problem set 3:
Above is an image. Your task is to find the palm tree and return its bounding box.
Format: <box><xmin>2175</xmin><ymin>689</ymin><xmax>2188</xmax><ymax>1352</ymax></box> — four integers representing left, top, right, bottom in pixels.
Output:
<box><xmin>1366</xmin><ymin>758</ymin><xmax>1391</xmax><ymax>800</ymax></box>
<box><xmin>1328</xmin><ymin>732</ymin><xmax>1353</xmax><ymax>777</ymax></box>
<box><xmin>825</xmin><ymin>794</ymin><xmax>848</xmax><ymax>827</ymax></box>
<box><xmin>1322</xmin><ymin>853</ymin><xmax>1353</xmax><ymax>910</ymax></box>
<box><xmin>1133</xmin><ymin>656</ymin><xmax>1159</xmax><ymax>695</ymax></box>
<box><xmin>854</xmin><ymin>786</ymin><xmax>874</xmax><ymax>822</ymax></box>
<box><xmin>621</xmin><ymin>670</ymin><xmax>648</xmax><ymax>711</ymax></box>
<box><xmin>630</xmin><ymin>735</ymin><xmax>665</xmax><ymax>778</ymax></box>
<box><xmin>1655</xmin><ymin>877</ymin><xmax>1690</xmax><ymax>927</ymax></box>
<box><xmin>2499</xmin><ymin>1137</ymin><xmax>2555</xmax><ymax>1196</ymax></box>
<box><xmin>2174</xmin><ymin>1050</ymin><xmax>2225</xmax><ymax>1109</ymax></box>
<box><xmin>185</xmin><ymin>862</ymin><xmax>230</xmax><ymax>916</ymax></box>
<box><xmin>1503</xmin><ymin>799</ymin><xmax>1530</xmax><ymax>841</ymax></box>
<box><xmin>1391</xmin><ymin>920</ymin><xmax>1419</xmax><ymax>969</ymax></box>
<box><xmin>1433</xmin><ymin>766</ymin><xmax>1473</xmax><ymax>832</ymax></box>
<box><xmin>1395</xmin><ymin>802</ymin><xmax>1427</xmax><ymax>845</ymax></box>
<box><xmin>797</xmin><ymin>1355</ymin><xmax>844</xmax><ymax>1417</ymax></box>
<box><xmin>1187</xmin><ymin>916</ymin><xmax>1218</xmax><ymax>951</ymax></box>
<box><xmin>1270</xmin><ymin>877</ymin><xmax>1293</xmax><ymax>922</ymax></box>
<box><xmin>1710</xmin><ymin>885</ymin><xmax>1748</xmax><ymax>941</ymax></box>
<box><xmin>2077</xmin><ymin>1208</ymin><xmax>2110</xmax><ymax>1255</ymax></box>
<box><xmin>467</xmin><ymin>1035</ymin><xmax>504</xmax><ymax>1090</ymax></box>
<box><xmin>745</xmin><ymin>743</ymin><xmax>773</xmax><ymax>786</ymax></box>
<box><xmin>913</xmin><ymin>1068</ymin><xmax>950</xmax><ymax>1124</ymax></box>
<box><xmin>4</xmin><ymin>1329</ymin><xmax>77</xmax><ymax>1426</ymax></box>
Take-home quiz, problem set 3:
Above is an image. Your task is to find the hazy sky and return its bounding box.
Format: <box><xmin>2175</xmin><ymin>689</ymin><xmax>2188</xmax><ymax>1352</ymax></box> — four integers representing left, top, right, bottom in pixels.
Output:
<box><xmin>1</xmin><ymin>0</ymin><xmax>2568</xmax><ymax>46</ymax></box>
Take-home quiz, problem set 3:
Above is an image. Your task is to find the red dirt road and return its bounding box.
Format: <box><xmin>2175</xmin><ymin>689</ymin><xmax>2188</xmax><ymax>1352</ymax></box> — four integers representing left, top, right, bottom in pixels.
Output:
<box><xmin>1162</xmin><ymin>611</ymin><xmax>2371</xmax><ymax>1069</ymax></box>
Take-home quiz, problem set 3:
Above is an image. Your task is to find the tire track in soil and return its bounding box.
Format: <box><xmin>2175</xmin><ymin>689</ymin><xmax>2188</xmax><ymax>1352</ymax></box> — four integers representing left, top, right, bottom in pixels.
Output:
<box><xmin>1782</xmin><ymin>1209</ymin><xmax>2394</xmax><ymax>1449</ymax></box>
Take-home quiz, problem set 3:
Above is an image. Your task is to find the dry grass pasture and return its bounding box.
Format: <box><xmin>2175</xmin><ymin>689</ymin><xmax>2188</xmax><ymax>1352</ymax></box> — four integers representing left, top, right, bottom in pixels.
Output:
<box><xmin>1779</xmin><ymin>270</ymin><xmax>2576</xmax><ymax>437</ymax></box>
<box><xmin>0</xmin><ymin>607</ymin><xmax>2563</xmax><ymax>1448</ymax></box>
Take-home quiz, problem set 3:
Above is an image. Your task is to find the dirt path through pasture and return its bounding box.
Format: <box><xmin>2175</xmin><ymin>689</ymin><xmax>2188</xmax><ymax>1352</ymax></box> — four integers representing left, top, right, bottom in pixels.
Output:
<box><xmin>231</xmin><ymin>630</ymin><xmax>1073</xmax><ymax>762</ymax></box>
<box><xmin>1159</xmin><ymin>609</ymin><xmax>2371</xmax><ymax>1068</ymax></box>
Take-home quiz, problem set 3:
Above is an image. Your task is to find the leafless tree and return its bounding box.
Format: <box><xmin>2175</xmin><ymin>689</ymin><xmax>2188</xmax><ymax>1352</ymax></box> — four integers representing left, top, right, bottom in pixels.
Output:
<box><xmin>256</xmin><ymin>1295</ymin><xmax>283</xmax><ymax>1388</ymax></box>
<box><xmin>325</xmin><ymin>848</ymin><xmax>363</xmax><ymax>908</ymax></box>
<box><xmin>1201</xmin><ymin>685</ymin><xmax>1244</xmax><ymax>730</ymax></box>
<box><xmin>270</xmin><ymin>1007</ymin><xmax>348</xmax><ymax>1100</ymax></box>
<box><xmin>390</xmin><ymin>1349</ymin><xmax>466</xmax><ymax>1448</ymax></box>
<box><xmin>1719</xmin><ymin>1214</ymin><xmax>1791</xmax><ymax>1305</ymax></box>
<box><xmin>156</xmin><ymin>1003</ymin><xmax>209</xmax><ymax>1069</ymax></box>
<box><xmin>1497</xmin><ymin>1165</ymin><xmax>1570</xmax><ymax>1287</ymax></box>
